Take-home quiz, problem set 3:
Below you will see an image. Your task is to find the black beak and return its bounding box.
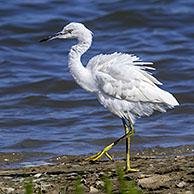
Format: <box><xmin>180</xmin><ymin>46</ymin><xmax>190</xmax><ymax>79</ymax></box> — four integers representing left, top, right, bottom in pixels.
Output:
<box><xmin>39</xmin><ymin>36</ymin><xmax>52</xmax><ymax>43</ymax></box>
<box><xmin>39</xmin><ymin>32</ymin><xmax>62</xmax><ymax>43</ymax></box>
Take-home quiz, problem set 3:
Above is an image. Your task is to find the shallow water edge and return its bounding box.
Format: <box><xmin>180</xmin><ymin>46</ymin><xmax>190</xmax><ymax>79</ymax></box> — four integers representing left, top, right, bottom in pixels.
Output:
<box><xmin>0</xmin><ymin>144</ymin><xmax>193</xmax><ymax>169</ymax></box>
<box><xmin>0</xmin><ymin>144</ymin><xmax>193</xmax><ymax>194</ymax></box>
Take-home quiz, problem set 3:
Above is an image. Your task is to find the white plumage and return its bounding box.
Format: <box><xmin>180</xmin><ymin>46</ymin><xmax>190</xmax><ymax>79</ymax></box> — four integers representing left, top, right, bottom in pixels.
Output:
<box><xmin>41</xmin><ymin>22</ymin><xmax>179</xmax><ymax>124</ymax></box>
<box><xmin>40</xmin><ymin>22</ymin><xmax>179</xmax><ymax>170</ymax></box>
<box><xmin>87</xmin><ymin>52</ymin><xmax>178</xmax><ymax>123</ymax></box>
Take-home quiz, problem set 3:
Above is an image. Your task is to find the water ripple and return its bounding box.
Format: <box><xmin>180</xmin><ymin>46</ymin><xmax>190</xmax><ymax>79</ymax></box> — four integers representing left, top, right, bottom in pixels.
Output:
<box><xmin>0</xmin><ymin>0</ymin><xmax>193</xmax><ymax>166</ymax></box>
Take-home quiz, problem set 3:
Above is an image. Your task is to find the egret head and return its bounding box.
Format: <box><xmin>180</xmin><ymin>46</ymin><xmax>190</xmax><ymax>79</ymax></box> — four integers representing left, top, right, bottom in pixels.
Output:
<box><xmin>40</xmin><ymin>22</ymin><xmax>93</xmax><ymax>43</ymax></box>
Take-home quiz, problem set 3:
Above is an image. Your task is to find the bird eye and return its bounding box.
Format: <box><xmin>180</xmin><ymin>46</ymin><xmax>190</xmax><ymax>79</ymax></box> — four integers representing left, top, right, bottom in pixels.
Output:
<box><xmin>67</xmin><ymin>29</ymin><xmax>73</xmax><ymax>33</ymax></box>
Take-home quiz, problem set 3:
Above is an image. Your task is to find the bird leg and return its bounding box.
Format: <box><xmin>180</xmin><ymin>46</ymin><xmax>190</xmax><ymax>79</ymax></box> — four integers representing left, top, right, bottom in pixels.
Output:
<box><xmin>85</xmin><ymin>122</ymin><xmax>134</xmax><ymax>162</ymax></box>
<box><xmin>122</xmin><ymin>118</ymin><xmax>139</xmax><ymax>172</ymax></box>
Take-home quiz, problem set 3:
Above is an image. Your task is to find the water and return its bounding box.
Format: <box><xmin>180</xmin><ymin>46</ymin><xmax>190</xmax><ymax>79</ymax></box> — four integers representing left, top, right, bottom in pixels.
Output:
<box><xmin>0</xmin><ymin>0</ymin><xmax>194</xmax><ymax>166</ymax></box>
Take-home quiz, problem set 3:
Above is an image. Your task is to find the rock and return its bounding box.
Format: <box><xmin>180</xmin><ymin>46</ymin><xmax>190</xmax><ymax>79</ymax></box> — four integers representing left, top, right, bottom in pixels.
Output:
<box><xmin>138</xmin><ymin>174</ymin><xmax>172</xmax><ymax>189</ymax></box>
<box><xmin>184</xmin><ymin>191</ymin><xmax>193</xmax><ymax>194</ymax></box>
<box><xmin>34</xmin><ymin>173</ymin><xmax>42</xmax><ymax>178</ymax></box>
<box><xmin>175</xmin><ymin>156</ymin><xmax>184</xmax><ymax>159</ymax></box>
<box><xmin>67</xmin><ymin>172</ymin><xmax>78</xmax><ymax>177</ymax></box>
<box><xmin>149</xmin><ymin>163</ymin><xmax>154</xmax><ymax>168</ymax></box>
<box><xmin>19</xmin><ymin>177</ymin><xmax>24</xmax><ymax>182</ymax></box>
<box><xmin>71</xmin><ymin>164</ymin><xmax>81</xmax><ymax>168</ymax></box>
<box><xmin>82</xmin><ymin>174</ymin><xmax>87</xmax><ymax>178</ymax></box>
<box><xmin>96</xmin><ymin>180</ymin><xmax>104</xmax><ymax>187</ymax></box>
<box><xmin>176</xmin><ymin>181</ymin><xmax>186</xmax><ymax>188</ymax></box>
<box><xmin>6</xmin><ymin>187</ymin><xmax>15</xmax><ymax>193</ymax></box>
<box><xmin>99</xmin><ymin>172</ymin><xmax>105</xmax><ymax>177</ymax></box>
<box><xmin>136</xmin><ymin>152</ymin><xmax>140</xmax><ymax>156</ymax></box>
<box><xmin>81</xmin><ymin>178</ymin><xmax>87</xmax><ymax>184</ymax></box>
<box><xmin>3</xmin><ymin>176</ymin><xmax>12</xmax><ymax>180</ymax></box>
<box><xmin>138</xmin><ymin>173</ymin><xmax>146</xmax><ymax>179</ymax></box>
<box><xmin>89</xmin><ymin>186</ymin><xmax>99</xmax><ymax>193</ymax></box>
<box><xmin>56</xmin><ymin>157</ymin><xmax>60</xmax><ymax>160</ymax></box>
<box><xmin>137</xmin><ymin>173</ymin><xmax>151</xmax><ymax>179</ymax></box>
<box><xmin>33</xmin><ymin>177</ymin><xmax>46</xmax><ymax>183</ymax></box>
<box><xmin>41</xmin><ymin>183</ymin><xmax>52</xmax><ymax>190</ymax></box>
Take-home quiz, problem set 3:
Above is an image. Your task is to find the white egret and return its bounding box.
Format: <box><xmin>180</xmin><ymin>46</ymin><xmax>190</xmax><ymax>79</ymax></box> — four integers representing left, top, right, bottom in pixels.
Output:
<box><xmin>40</xmin><ymin>22</ymin><xmax>179</xmax><ymax>172</ymax></box>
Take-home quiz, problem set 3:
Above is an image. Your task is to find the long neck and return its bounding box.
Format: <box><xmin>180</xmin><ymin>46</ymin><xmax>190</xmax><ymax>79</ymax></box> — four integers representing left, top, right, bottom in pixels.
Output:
<box><xmin>68</xmin><ymin>40</ymin><xmax>96</xmax><ymax>92</ymax></box>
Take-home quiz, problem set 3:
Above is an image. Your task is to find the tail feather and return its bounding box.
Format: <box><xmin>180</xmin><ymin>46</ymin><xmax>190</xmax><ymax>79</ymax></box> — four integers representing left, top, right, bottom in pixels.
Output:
<box><xmin>160</xmin><ymin>90</ymin><xmax>179</xmax><ymax>107</ymax></box>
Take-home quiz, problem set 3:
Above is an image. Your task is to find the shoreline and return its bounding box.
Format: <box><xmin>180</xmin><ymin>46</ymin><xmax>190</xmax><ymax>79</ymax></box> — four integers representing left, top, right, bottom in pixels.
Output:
<box><xmin>0</xmin><ymin>145</ymin><xmax>193</xmax><ymax>193</ymax></box>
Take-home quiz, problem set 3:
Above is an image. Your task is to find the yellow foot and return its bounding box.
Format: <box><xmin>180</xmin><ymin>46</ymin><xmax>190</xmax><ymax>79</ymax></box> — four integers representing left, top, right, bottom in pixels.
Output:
<box><xmin>85</xmin><ymin>143</ymin><xmax>114</xmax><ymax>161</ymax></box>
<box><xmin>125</xmin><ymin>168</ymin><xmax>139</xmax><ymax>173</ymax></box>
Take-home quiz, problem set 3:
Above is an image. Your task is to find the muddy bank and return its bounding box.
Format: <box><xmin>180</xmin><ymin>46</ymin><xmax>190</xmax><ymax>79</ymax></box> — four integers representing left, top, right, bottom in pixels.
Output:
<box><xmin>0</xmin><ymin>145</ymin><xmax>193</xmax><ymax>194</ymax></box>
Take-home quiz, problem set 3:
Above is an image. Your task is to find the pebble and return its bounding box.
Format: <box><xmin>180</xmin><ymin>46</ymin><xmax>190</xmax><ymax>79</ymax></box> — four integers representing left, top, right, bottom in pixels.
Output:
<box><xmin>41</xmin><ymin>183</ymin><xmax>52</xmax><ymax>190</ymax></box>
<box><xmin>82</xmin><ymin>174</ymin><xmax>87</xmax><ymax>179</ymax></box>
<box><xmin>3</xmin><ymin>176</ymin><xmax>12</xmax><ymax>180</ymax></box>
<box><xmin>138</xmin><ymin>172</ymin><xmax>147</xmax><ymax>179</ymax></box>
<box><xmin>149</xmin><ymin>163</ymin><xmax>154</xmax><ymax>168</ymax></box>
<box><xmin>124</xmin><ymin>174</ymin><xmax>133</xmax><ymax>180</ymax></box>
<box><xmin>89</xmin><ymin>186</ymin><xmax>99</xmax><ymax>193</ymax></box>
<box><xmin>32</xmin><ymin>177</ymin><xmax>46</xmax><ymax>183</ymax></box>
<box><xmin>176</xmin><ymin>181</ymin><xmax>186</xmax><ymax>188</ymax></box>
<box><xmin>99</xmin><ymin>172</ymin><xmax>105</xmax><ymax>177</ymax></box>
<box><xmin>184</xmin><ymin>191</ymin><xmax>193</xmax><ymax>194</ymax></box>
<box><xmin>19</xmin><ymin>178</ymin><xmax>24</xmax><ymax>182</ymax></box>
<box><xmin>6</xmin><ymin>187</ymin><xmax>15</xmax><ymax>193</ymax></box>
<box><xmin>67</xmin><ymin>172</ymin><xmax>78</xmax><ymax>177</ymax></box>
<box><xmin>56</xmin><ymin>157</ymin><xmax>60</xmax><ymax>160</ymax></box>
<box><xmin>34</xmin><ymin>173</ymin><xmax>42</xmax><ymax>178</ymax></box>
<box><xmin>81</xmin><ymin>178</ymin><xmax>87</xmax><ymax>184</ymax></box>
<box><xmin>71</xmin><ymin>164</ymin><xmax>81</xmax><ymax>168</ymax></box>
<box><xmin>96</xmin><ymin>180</ymin><xmax>104</xmax><ymax>187</ymax></box>
<box><xmin>175</xmin><ymin>156</ymin><xmax>184</xmax><ymax>159</ymax></box>
<box><xmin>138</xmin><ymin>174</ymin><xmax>171</xmax><ymax>189</ymax></box>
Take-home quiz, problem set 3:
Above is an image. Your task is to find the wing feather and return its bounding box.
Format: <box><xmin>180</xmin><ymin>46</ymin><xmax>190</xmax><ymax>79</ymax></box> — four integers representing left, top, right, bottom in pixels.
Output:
<box><xmin>87</xmin><ymin>52</ymin><xmax>178</xmax><ymax>106</ymax></box>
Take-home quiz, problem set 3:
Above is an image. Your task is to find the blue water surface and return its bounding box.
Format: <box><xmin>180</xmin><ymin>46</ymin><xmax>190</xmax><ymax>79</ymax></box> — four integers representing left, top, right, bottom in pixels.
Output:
<box><xmin>0</xmin><ymin>0</ymin><xmax>193</xmax><ymax>165</ymax></box>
